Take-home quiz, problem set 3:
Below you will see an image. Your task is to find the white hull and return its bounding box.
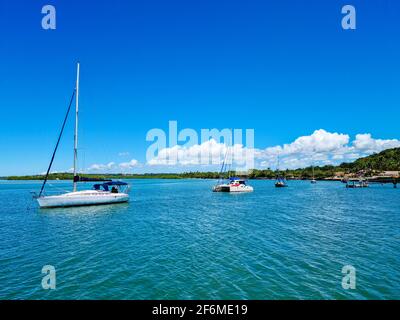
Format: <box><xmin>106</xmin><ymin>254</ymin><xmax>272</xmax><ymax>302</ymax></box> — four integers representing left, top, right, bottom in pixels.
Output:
<box><xmin>213</xmin><ymin>184</ymin><xmax>253</xmax><ymax>193</ymax></box>
<box><xmin>37</xmin><ymin>190</ymin><xmax>129</xmax><ymax>208</ymax></box>
<box><xmin>229</xmin><ymin>185</ymin><xmax>253</xmax><ymax>192</ymax></box>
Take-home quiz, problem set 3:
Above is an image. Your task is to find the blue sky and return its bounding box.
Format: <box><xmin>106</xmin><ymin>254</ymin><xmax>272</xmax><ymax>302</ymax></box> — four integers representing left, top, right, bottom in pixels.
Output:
<box><xmin>1</xmin><ymin>0</ymin><xmax>399</xmax><ymax>175</ymax></box>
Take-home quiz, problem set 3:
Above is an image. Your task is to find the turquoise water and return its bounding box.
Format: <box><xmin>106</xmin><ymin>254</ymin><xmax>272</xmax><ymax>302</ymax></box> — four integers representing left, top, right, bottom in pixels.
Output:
<box><xmin>0</xmin><ymin>179</ymin><xmax>399</xmax><ymax>300</ymax></box>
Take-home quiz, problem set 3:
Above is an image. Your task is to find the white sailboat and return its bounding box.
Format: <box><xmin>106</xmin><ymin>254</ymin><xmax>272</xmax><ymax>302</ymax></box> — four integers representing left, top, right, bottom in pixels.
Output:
<box><xmin>36</xmin><ymin>63</ymin><xmax>130</xmax><ymax>208</ymax></box>
<box><xmin>311</xmin><ymin>165</ymin><xmax>317</xmax><ymax>184</ymax></box>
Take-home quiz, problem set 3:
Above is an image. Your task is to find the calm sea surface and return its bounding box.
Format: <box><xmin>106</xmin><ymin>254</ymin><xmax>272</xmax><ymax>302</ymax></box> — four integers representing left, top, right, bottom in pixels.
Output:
<box><xmin>0</xmin><ymin>179</ymin><xmax>399</xmax><ymax>299</ymax></box>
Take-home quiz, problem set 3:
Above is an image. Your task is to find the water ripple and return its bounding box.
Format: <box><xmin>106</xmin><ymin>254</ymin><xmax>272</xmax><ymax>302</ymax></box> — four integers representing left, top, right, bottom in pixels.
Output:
<box><xmin>0</xmin><ymin>180</ymin><xmax>399</xmax><ymax>299</ymax></box>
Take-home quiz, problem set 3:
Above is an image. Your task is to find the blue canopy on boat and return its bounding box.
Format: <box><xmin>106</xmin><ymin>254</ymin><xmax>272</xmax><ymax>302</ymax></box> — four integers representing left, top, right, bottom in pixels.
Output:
<box><xmin>229</xmin><ymin>177</ymin><xmax>242</xmax><ymax>180</ymax></box>
<box><xmin>102</xmin><ymin>181</ymin><xmax>128</xmax><ymax>186</ymax></box>
<box><xmin>93</xmin><ymin>181</ymin><xmax>128</xmax><ymax>191</ymax></box>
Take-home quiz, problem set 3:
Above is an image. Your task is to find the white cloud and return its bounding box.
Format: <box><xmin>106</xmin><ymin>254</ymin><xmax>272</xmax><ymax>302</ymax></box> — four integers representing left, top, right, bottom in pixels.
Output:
<box><xmin>146</xmin><ymin>129</ymin><xmax>400</xmax><ymax>170</ymax></box>
<box><xmin>147</xmin><ymin>138</ymin><xmax>253</xmax><ymax>168</ymax></box>
<box><xmin>257</xmin><ymin>129</ymin><xmax>400</xmax><ymax>169</ymax></box>
<box><xmin>87</xmin><ymin>159</ymin><xmax>139</xmax><ymax>172</ymax></box>
<box><xmin>260</xmin><ymin>129</ymin><xmax>349</xmax><ymax>157</ymax></box>
<box><xmin>286</xmin><ymin>129</ymin><xmax>349</xmax><ymax>154</ymax></box>
<box><xmin>353</xmin><ymin>133</ymin><xmax>400</xmax><ymax>153</ymax></box>
<box><xmin>87</xmin><ymin>162</ymin><xmax>116</xmax><ymax>172</ymax></box>
<box><xmin>119</xmin><ymin>159</ymin><xmax>139</xmax><ymax>170</ymax></box>
<box><xmin>118</xmin><ymin>152</ymin><xmax>130</xmax><ymax>157</ymax></box>
<box><xmin>83</xmin><ymin>130</ymin><xmax>400</xmax><ymax>172</ymax></box>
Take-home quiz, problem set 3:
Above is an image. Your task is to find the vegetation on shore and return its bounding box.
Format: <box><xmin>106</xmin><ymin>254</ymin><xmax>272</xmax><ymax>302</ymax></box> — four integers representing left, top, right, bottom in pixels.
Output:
<box><xmin>3</xmin><ymin>172</ymin><xmax>222</xmax><ymax>181</ymax></box>
<box><xmin>339</xmin><ymin>147</ymin><xmax>400</xmax><ymax>171</ymax></box>
<box><xmin>3</xmin><ymin>148</ymin><xmax>400</xmax><ymax>181</ymax></box>
<box><xmin>250</xmin><ymin>148</ymin><xmax>400</xmax><ymax>179</ymax></box>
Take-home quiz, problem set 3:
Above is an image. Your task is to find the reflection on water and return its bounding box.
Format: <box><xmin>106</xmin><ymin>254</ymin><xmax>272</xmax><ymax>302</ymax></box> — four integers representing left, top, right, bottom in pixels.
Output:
<box><xmin>39</xmin><ymin>202</ymin><xmax>130</xmax><ymax>217</ymax></box>
<box><xmin>0</xmin><ymin>179</ymin><xmax>399</xmax><ymax>299</ymax></box>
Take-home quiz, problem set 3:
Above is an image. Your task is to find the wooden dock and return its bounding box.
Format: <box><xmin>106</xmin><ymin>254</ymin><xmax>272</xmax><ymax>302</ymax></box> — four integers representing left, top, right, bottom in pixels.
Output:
<box><xmin>367</xmin><ymin>177</ymin><xmax>399</xmax><ymax>188</ymax></box>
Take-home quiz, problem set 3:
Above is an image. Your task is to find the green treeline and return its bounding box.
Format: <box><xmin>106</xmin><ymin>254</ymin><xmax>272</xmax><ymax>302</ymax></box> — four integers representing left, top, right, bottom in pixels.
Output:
<box><xmin>4</xmin><ymin>172</ymin><xmax>223</xmax><ymax>181</ymax></box>
<box><xmin>340</xmin><ymin>147</ymin><xmax>400</xmax><ymax>171</ymax></box>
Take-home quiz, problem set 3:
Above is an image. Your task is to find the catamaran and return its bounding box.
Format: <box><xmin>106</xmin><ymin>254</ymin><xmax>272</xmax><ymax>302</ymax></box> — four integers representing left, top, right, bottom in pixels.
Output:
<box><xmin>213</xmin><ymin>177</ymin><xmax>254</xmax><ymax>193</ymax></box>
<box><xmin>35</xmin><ymin>63</ymin><xmax>130</xmax><ymax>208</ymax></box>
<box><xmin>212</xmin><ymin>147</ymin><xmax>253</xmax><ymax>193</ymax></box>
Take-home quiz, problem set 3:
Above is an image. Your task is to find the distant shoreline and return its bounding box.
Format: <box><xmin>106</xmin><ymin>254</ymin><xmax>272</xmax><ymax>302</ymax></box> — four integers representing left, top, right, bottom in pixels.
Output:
<box><xmin>0</xmin><ymin>174</ymin><xmax>395</xmax><ymax>182</ymax></box>
<box><xmin>0</xmin><ymin>177</ymin><xmax>338</xmax><ymax>181</ymax></box>
<box><xmin>0</xmin><ymin>174</ymin><xmax>335</xmax><ymax>181</ymax></box>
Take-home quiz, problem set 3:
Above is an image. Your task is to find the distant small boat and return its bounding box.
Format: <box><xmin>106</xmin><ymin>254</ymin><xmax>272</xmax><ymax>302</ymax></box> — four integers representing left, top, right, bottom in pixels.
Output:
<box><xmin>311</xmin><ymin>166</ymin><xmax>317</xmax><ymax>184</ymax></box>
<box><xmin>275</xmin><ymin>177</ymin><xmax>288</xmax><ymax>188</ymax></box>
<box><xmin>274</xmin><ymin>156</ymin><xmax>287</xmax><ymax>187</ymax></box>
<box><xmin>35</xmin><ymin>63</ymin><xmax>130</xmax><ymax>208</ymax></box>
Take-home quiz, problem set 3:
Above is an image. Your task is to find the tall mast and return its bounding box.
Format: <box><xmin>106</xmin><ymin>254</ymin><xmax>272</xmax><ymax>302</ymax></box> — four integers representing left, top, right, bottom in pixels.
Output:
<box><xmin>277</xmin><ymin>156</ymin><xmax>280</xmax><ymax>172</ymax></box>
<box><xmin>73</xmin><ymin>62</ymin><xmax>80</xmax><ymax>192</ymax></box>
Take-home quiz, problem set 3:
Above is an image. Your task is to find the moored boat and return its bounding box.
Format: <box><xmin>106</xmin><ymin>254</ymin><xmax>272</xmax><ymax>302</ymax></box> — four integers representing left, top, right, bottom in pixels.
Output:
<box><xmin>346</xmin><ymin>178</ymin><xmax>369</xmax><ymax>188</ymax></box>
<box><xmin>37</xmin><ymin>184</ymin><xmax>129</xmax><ymax>208</ymax></box>
<box><xmin>35</xmin><ymin>63</ymin><xmax>130</xmax><ymax>208</ymax></box>
<box><xmin>275</xmin><ymin>177</ymin><xmax>288</xmax><ymax>188</ymax></box>
<box><xmin>213</xmin><ymin>177</ymin><xmax>253</xmax><ymax>193</ymax></box>
<box><xmin>310</xmin><ymin>165</ymin><xmax>317</xmax><ymax>184</ymax></box>
<box><xmin>212</xmin><ymin>147</ymin><xmax>253</xmax><ymax>193</ymax></box>
<box><xmin>274</xmin><ymin>156</ymin><xmax>288</xmax><ymax>187</ymax></box>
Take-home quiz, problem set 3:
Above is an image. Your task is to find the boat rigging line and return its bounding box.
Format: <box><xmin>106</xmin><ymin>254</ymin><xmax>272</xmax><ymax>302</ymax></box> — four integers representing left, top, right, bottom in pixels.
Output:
<box><xmin>38</xmin><ymin>89</ymin><xmax>76</xmax><ymax>197</ymax></box>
